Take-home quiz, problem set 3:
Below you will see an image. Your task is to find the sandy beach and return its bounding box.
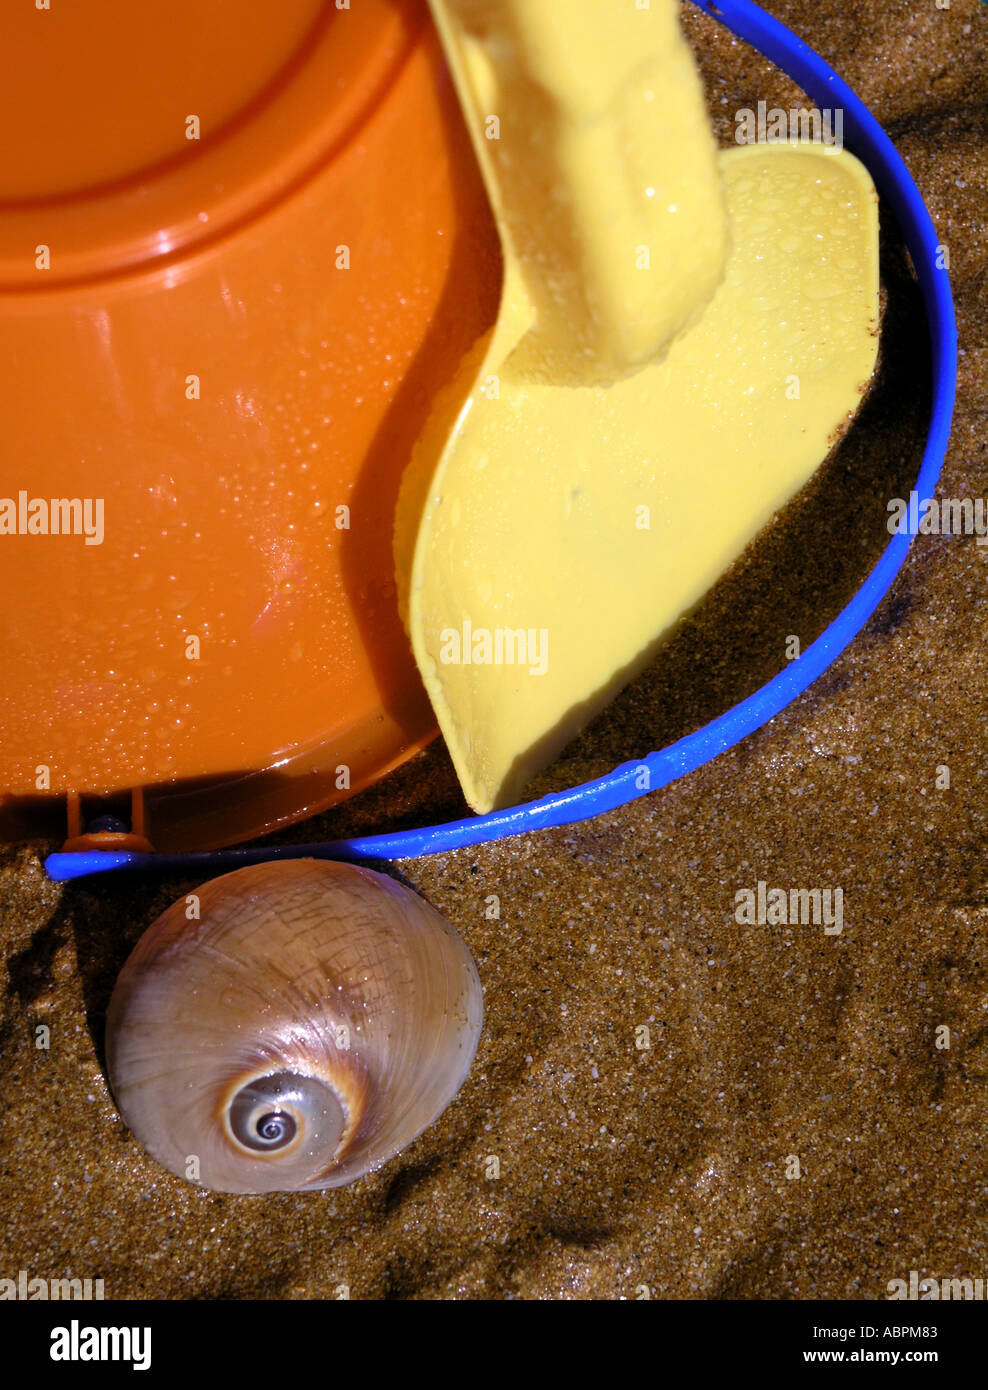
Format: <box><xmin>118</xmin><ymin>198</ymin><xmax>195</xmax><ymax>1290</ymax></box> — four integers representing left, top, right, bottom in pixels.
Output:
<box><xmin>1</xmin><ymin>0</ymin><xmax>985</xmax><ymax>1299</ymax></box>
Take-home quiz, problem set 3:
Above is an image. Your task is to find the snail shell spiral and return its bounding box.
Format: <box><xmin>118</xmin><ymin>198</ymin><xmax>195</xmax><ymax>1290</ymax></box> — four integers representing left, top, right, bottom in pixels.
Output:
<box><xmin>105</xmin><ymin>859</ymin><xmax>483</xmax><ymax>1194</ymax></box>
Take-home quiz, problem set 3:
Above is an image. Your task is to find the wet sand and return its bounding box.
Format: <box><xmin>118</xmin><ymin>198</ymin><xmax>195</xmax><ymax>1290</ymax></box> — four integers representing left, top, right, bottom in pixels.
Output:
<box><xmin>1</xmin><ymin>0</ymin><xmax>986</xmax><ymax>1299</ymax></box>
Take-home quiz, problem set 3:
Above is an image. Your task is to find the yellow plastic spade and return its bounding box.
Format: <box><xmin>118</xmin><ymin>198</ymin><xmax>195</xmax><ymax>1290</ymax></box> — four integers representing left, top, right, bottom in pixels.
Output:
<box><xmin>400</xmin><ymin>0</ymin><xmax>880</xmax><ymax>813</ymax></box>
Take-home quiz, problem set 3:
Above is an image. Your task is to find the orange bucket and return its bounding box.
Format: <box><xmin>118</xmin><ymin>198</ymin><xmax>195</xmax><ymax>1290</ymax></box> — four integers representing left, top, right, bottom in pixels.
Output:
<box><xmin>0</xmin><ymin>0</ymin><xmax>500</xmax><ymax>851</ymax></box>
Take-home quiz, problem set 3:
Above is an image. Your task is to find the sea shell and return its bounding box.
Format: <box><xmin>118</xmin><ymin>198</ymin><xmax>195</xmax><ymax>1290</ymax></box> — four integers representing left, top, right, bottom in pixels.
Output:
<box><xmin>105</xmin><ymin>859</ymin><xmax>483</xmax><ymax>1194</ymax></box>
